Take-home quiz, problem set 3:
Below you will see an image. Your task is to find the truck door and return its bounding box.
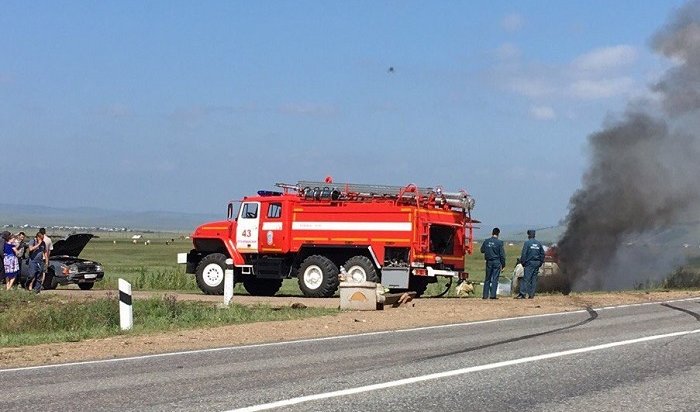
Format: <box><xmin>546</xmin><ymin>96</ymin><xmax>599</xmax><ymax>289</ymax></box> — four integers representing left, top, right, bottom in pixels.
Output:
<box><xmin>259</xmin><ymin>202</ymin><xmax>286</xmax><ymax>253</ymax></box>
<box><xmin>236</xmin><ymin>202</ymin><xmax>260</xmax><ymax>253</ymax></box>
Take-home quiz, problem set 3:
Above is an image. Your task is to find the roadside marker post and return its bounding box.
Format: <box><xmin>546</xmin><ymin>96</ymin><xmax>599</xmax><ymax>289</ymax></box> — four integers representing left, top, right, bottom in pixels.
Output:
<box><xmin>224</xmin><ymin>259</ymin><xmax>234</xmax><ymax>306</ymax></box>
<box><xmin>118</xmin><ymin>278</ymin><xmax>133</xmax><ymax>331</ymax></box>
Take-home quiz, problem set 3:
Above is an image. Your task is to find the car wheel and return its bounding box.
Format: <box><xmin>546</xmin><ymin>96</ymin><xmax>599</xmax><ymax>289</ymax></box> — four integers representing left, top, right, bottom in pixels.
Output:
<box><xmin>297</xmin><ymin>255</ymin><xmax>339</xmax><ymax>298</ymax></box>
<box><xmin>342</xmin><ymin>256</ymin><xmax>379</xmax><ymax>283</ymax></box>
<box><xmin>42</xmin><ymin>268</ymin><xmax>58</xmax><ymax>290</ymax></box>
<box><xmin>195</xmin><ymin>253</ymin><xmax>227</xmax><ymax>295</ymax></box>
<box><xmin>561</xmin><ymin>280</ymin><xmax>572</xmax><ymax>296</ymax></box>
<box><xmin>242</xmin><ymin>277</ymin><xmax>283</xmax><ymax>296</ymax></box>
<box><xmin>78</xmin><ymin>282</ymin><xmax>94</xmax><ymax>290</ymax></box>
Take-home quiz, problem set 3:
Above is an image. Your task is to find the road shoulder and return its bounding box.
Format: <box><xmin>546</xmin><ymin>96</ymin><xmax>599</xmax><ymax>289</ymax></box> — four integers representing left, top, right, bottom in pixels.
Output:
<box><xmin>1</xmin><ymin>290</ymin><xmax>698</xmax><ymax>369</ymax></box>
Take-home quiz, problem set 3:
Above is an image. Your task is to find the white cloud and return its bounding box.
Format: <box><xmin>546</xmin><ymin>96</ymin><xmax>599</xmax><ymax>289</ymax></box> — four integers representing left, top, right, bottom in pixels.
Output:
<box><xmin>568</xmin><ymin>77</ymin><xmax>635</xmax><ymax>99</ymax></box>
<box><xmin>508</xmin><ymin>76</ymin><xmax>557</xmax><ymax>98</ymax></box>
<box><xmin>501</xmin><ymin>13</ymin><xmax>524</xmax><ymax>32</ymax></box>
<box><xmin>530</xmin><ymin>105</ymin><xmax>556</xmax><ymax>120</ymax></box>
<box><xmin>496</xmin><ymin>43</ymin><xmax>521</xmax><ymax>60</ymax></box>
<box><xmin>492</xmin><ymin>44</ymin><xmax>641</xmax><ymax>102</ymax></box>
<box><xmin>571</xmin><ymin>45</ymin><xmax>637</xmax><ymax>72</ymax></box>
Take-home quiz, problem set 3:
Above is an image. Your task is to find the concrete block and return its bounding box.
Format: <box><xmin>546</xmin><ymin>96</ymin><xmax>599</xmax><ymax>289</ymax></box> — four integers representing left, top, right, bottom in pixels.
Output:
<box><xmin>340</xmin><ymin>281</ymin><xmax>382</xmax><ymax>311</ymax></box>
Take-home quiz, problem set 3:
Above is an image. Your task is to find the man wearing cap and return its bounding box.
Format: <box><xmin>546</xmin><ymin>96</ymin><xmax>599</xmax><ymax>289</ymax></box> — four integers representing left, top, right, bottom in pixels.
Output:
<box><xmin>516</xmin><ymin>229</ymin><xmax>545</xmax><ymax>299</ymax></box>
<box><xmin>480</xmin><ymin>227</ymin><xmax>506</xmax><ymax>299</ymax></box>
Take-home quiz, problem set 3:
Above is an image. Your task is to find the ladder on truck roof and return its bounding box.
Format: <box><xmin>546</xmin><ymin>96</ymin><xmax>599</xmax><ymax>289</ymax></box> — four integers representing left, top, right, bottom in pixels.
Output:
<box><xmin>296</xmin><ymin>180</ymin><xmax>434</xmax><ymax>197</ymax></box>
<box><xmin>275</xmin><ymin>180</ymin><xmax>475</xmax><ymax>212</ymax></box>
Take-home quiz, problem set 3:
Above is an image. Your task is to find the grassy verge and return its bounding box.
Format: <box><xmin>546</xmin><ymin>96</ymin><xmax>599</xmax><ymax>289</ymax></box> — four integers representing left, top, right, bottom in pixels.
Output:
<box><xmin>0</xmin><ymin>289</ymin><xmax>338</xmax><ymax>347</ymax></box>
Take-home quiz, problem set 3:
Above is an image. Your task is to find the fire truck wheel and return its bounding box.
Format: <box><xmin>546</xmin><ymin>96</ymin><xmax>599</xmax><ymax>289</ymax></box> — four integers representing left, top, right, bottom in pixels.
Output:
<box><xmin>195</xmin><ymin>253</ymin><xmax>227</xmax><ymax>295</ymax></box>
<box><xmin>343</xmin><ymin>256</ymin><xmax>379</xmax><ymax>283</ymax></box>
<box><xmin>242</xmin><ymin>278</ymin><xmax>283</xmax><ymax>296</ymax></box>
<box><xmin>297</xmin><ymin>255</ymin><xmax>339</xmax><ymax>298</ymax></box>
<box><xmin>408</xmin><ymin>275</ymin><xmax>430</xmax><ymax>297</ymax></box>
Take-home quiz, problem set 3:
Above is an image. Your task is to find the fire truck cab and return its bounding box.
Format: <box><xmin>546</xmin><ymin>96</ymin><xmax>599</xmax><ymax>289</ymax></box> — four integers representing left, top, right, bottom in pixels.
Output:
<box><xmin>179</xmin><ymin>179</ymin><xmax>477</xmax><ymax>298</ymax></box>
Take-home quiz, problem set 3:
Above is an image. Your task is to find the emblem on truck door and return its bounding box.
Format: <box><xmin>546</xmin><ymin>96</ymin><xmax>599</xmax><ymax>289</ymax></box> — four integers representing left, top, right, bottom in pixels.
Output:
<box><xmin>267</xmin><ymin>231</ymin><xmax>274</xmax><ymax>245</ymax></box>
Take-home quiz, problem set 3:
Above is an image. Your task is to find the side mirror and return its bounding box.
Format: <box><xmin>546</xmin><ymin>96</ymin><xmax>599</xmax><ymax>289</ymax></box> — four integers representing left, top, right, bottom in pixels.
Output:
<box><xmin>227</xmin><ymin>202</ymin><xmax>234</xmax><ymax>220</ymax></box>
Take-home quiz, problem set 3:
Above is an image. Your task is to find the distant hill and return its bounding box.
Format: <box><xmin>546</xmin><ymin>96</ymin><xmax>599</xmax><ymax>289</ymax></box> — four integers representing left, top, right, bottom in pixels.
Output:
<box><xmin>0</xmin><ymin>203</ymin><xmax>221</xmax><ymax>232</ymax></box>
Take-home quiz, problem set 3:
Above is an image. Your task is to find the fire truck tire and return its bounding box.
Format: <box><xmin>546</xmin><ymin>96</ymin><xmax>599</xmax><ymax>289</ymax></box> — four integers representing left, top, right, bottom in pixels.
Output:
<box><xmin>297</xmin><ymin>255</ymin><xmax>339</xmax><ymax>298</ymax></box>
<box><xmin>195</xmin><ymin>253</ymin><xmax>227</xmax><ymax>295</ymax></box>
<box><xmin>342</xmin><ymin>256</ymin><xmax>379</xmax><ymax>283</ymax></box>
<box><xmin>408</xmin><ymin>276</ymin><xmax>430</xmax><ymax>297</ymax></box>
<box><xmin>242</xmin><ymin>278</ymin><xmax>283</xmax><ymax>296</ymax></box>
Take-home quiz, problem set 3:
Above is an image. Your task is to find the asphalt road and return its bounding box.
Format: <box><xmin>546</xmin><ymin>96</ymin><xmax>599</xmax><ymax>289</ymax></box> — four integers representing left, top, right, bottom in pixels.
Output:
<box><xmin>2</xmin><ymin>298</ymin><xmax>699</xmax><ymax>412</ymax></box>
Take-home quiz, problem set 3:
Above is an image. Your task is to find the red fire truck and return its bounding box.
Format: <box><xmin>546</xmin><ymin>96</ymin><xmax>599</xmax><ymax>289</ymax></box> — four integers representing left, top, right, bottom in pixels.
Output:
<box><xmin>178</xmin><ymin>179</ymin><xmax>477</xmax><ymax>297</ymax></box>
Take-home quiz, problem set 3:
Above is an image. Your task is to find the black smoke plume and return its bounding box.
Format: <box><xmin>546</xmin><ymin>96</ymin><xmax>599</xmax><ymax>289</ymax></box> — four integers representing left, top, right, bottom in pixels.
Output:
<box><xmin>558</xmin><ymin>1</ymin><xmax>700</xmax><ymax>290</ymax></box>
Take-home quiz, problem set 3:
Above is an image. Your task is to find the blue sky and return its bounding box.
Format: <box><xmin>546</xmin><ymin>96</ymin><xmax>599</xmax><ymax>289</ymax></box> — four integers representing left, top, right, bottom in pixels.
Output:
<box><xmin>0</xmin><ymin>1</ymin><xmax>686</xmax><ymax>227</ymax></box>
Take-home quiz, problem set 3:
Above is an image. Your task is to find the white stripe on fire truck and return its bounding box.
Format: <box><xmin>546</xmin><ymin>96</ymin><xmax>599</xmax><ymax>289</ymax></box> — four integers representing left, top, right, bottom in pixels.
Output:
<box><xmin>261</xmin><ymin>222</ymin><xmax>283</xmax><ymax>230</ymax></box>
<box><xmin>291</xmin><ymin>222</ymin><xmax>412</xmax><ymax>231</ymax></box>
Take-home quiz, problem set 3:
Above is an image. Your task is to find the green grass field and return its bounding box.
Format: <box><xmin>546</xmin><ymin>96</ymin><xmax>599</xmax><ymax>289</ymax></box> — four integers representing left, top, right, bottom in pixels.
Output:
<box><xmin>0</xmin><ymin>289</ymin><xmax>336</xmax><ymax>347</ymax></box>
<box><xmin>79</xmin><ymin>235</ymin><xmax>196</xmax><ymax>291</ymax></box>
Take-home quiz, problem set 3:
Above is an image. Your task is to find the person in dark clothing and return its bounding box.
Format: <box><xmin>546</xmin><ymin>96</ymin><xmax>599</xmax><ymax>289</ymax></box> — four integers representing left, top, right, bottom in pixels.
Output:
<box><xmin>516</xmin><ymin>229</ymin><xmax>545</xmax><ymax>299</ymax></box>
<box><xmin>480</xmin><ymin>227</ymin><xmax>506</xmax><ymax>299</ymax></box>
<box><xmin>27</xmin><ymin>232</ymin><xmax>46</xmax><ymax>293</ymax></box>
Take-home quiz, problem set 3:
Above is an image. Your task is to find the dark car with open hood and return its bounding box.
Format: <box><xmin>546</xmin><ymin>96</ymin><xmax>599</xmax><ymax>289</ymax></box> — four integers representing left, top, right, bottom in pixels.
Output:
<box><xmin>19</xmin><ymin>234</ymin><xmax>105</xmax><ymax>290</ymax></box>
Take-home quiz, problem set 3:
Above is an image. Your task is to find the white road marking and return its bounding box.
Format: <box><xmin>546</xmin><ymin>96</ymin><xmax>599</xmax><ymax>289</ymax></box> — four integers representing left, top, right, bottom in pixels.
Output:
<box><xmin>1</xmin><ymin>296</ymin><xmax>698</xmax><ymax>373</ymax></box>
<box><xmin>228</xmin><ymin>328</ymin><xmax>700</xmax><ymax>412</ymax></box>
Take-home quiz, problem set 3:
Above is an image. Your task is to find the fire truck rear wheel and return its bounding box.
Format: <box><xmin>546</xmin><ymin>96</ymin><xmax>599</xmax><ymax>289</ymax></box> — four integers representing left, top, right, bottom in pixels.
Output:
<box><xmin>343</xmin><ymin>256</ymin><xmax>379</xmax><ymax>283</ymax></box>
<box><xmin>408</xmin><ymin>276</ymin><xmax>430</xmax><ymax>297</ymax></box>
<box><xmin>195</xmin><ymin>253</ymin><xmax>227</xmax><ymax>295</ymax></box>
<box><xmin>242</xmin><ymin>277</ymin><xmax>283</xmax><ymax>296</ymax></box>
<box><xmin>297</xmin><ymin>255</ymin><xmax>339</xmax><ymax>298</ymax></box>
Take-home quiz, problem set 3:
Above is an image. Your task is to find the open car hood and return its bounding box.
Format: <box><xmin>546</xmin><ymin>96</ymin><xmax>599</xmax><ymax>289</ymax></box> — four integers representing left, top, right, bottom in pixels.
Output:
<box><xmin>51</xmin><ymin>234</ymin><xmax>95</xmax><ymax>257</ymax></box>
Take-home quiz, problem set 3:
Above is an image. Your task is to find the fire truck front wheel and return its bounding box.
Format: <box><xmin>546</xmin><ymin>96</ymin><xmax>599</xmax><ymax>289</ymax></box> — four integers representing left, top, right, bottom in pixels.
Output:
<box><xmin>297</xmin><ymin>255</ymin><xmax>339</xmax><ymax>298</ymax></box>
<box><xmin>343</xmin><ymin>256</ymin><xmax>379</xmax><ymax>283</ymax></box>
<box><xmin>242</xmin><ymin>277</ymin><xmax>283</xmax><ymax>296</ymax></box>
<box><xmin>195</xmin><ymin>253</ymin><xmax>227</xmax><ymax>295</ymax></box>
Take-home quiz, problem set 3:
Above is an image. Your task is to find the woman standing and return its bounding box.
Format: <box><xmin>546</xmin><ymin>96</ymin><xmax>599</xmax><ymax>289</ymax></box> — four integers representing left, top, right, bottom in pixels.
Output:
<box><xmin>2</xmin><ymin>232</ymin><xmax>19</xmax><ymax>290</ymax></box>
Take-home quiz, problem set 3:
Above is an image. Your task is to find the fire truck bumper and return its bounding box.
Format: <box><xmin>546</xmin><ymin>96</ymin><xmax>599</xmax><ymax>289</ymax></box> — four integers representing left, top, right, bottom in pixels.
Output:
<box><xmin>426</xmin><ymin>266</ymin><xmax>463</xmax><ymax>278</ymax></box>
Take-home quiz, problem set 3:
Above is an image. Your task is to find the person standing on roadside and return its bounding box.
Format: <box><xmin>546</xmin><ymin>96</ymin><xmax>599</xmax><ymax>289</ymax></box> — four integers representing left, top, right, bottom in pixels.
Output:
<box><xmin>480</xmin><ymin>227</ymin><xmax>506</xmax><ymax>300</ymax></box>
<box><xmin>38</xmin><ymin>228</ymin><xmax>52</xmax><ymax>288</ymax></box>
<box><xmin>516</xmin><ymin>229</ymin><xmax>545</xmax><ymax>299</ymax></box>
<box><xmin>13</xmin><ymin>232</ymin><xmax>27</xmax><ymax>276</ymax></box>
<box><xmin>0</xmin><ymin>231</ymin><xmax>7</xmax><ymax>285</ymax></box>
<box><xmin>3</xmin><ymin>232</ymin><xmax>20</xmax><ymax>290</ymax></box>
<box><xmin>27</xmin><ymin>232</ymin><xmax>46</xmax><ymax>293</ymax></box>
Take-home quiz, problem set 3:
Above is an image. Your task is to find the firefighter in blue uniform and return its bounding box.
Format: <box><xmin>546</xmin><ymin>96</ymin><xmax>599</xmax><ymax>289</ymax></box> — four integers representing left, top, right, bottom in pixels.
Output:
<box><xmin>480</xmin><ymin>228</ymin><xmax>506</xmax><ymax>299</ymax></box>
<box><xmin>516</xmin><ymin>229</ymin><xmax>545</xmax><ymax>299</ymax></box>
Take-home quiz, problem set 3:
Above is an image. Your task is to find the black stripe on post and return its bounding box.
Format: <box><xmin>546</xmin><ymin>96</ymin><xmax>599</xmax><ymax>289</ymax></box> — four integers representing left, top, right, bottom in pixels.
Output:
<box><xmin>119</xmin><ymin>290</ymin><xmax>132</xmax><ymax>306</ymax></box>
